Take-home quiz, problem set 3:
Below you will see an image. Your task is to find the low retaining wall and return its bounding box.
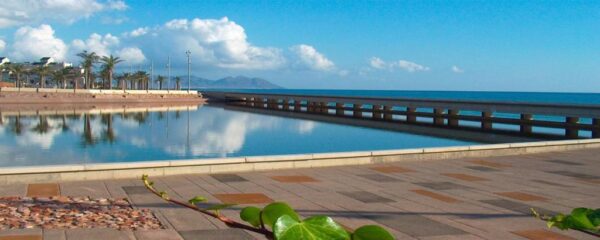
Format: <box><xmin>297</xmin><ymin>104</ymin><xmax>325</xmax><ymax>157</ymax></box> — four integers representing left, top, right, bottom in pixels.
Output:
<box><xmin>1</xmin><ymin>139</ymin><xmax>599</xmax><ymax>184</ymax></box>
<box><xmin>0</xmin><ymin>87</ymin><xmax>198</xmax><ymax>95</ymax></box>
<box><xmin>0</xmin><ymin>88</ymin><xmax>203</xmax><ymax>104</ymax></box>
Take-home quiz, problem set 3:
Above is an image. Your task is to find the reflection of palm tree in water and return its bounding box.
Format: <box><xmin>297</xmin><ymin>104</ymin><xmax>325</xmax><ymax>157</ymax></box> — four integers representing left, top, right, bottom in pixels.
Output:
<box><xmin>133</xmin><ymin>112</ymin><xmax>149</xmax><ymax>125</ymax></box>
<box><xmin>31</xmin><ymin>115</ymin><xmax>51</xmax><ymax>134</ymax></box>
<box><xmin>82</xmin><ymin>114</ymin><xmax>97</xmax><ymax>146</ymax></box>
<box><xmin>11</xmin><ymin>115</ymin><xmax>24</xmax><ymax>136</ymax></box>
<box><xmin>101</xmin><ymin>113</ymin><xmax>116</xmax><ymax>143</ymax></box>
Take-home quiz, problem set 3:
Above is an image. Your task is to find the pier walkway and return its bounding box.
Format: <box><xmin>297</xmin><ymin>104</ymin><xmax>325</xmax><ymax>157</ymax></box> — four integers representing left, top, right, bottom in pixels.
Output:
<box><xmin>1</xmin><ymin>148</ymin><xmax>599</xmax><ymax>239</ymax></box>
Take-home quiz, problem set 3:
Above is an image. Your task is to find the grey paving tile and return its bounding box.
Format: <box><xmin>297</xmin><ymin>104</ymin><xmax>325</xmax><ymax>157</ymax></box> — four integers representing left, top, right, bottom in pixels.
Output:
<box><xmin>65</xmin><ymin>229</ymin><xmax>135</xmax><ymax>240</ymax></box>
<box><xmin>546</xmin><ymin>171</ymin><xmax>600</xmax><ymax>179</ymax></box>
<box><xmin>546</xmin><ymin>159</ymin><xmax>583</xmax><ymax>166</ymax></box>
<box><xmin>531</xmin><ymin>179</ymin><xmax>572</xmax><ymax>188</ymax></box>
<box><xmin>413</xmin><ymin>181</ymin><xmax>471</xmax><ymax>190</ymax></box>
<box><xmin>134</xmin><ymin>230</ymin><xmax>183</xmax><ymax>240</ymax></box>
<box><xmin>479</xmin><ymin>199</ymin><xmax>557</xmax><ymax>216</ymax></box>
<box><xmin>371</xmin><ymin>214</ymin><xmax>466</xmax><ymax>237</ymax></box>
<box><xmin>339</xmin><ymin>191</ymin><xmax>394</xmax><ymax>203</ymax></box>
<box><xmin>122</xmin><ymin>186</ymin><xmax>152</xmax><ymax>195</ymax></box>
<box><xmin>357</xmin><ymin>174</ymin><xmax>402</xmax><ymax>182</ymax></box>
<box><xmin>210</xmin><ymin>174</ymin><xmax>248</xmax><ymax>183</ymax></box>
<box><xmin>465</xmin><ymin>166</ymin><xmax>499</xmax><ymax>172</ymax></box>
<box><xmin>42</xmin><ymin>229</ymin><xmax>66</xmax><ymax>240</ymax></box>
<box><xmin>178</xmin><ymin>229</ymin><xmax>253</xmax><ymax>240</ymax></box>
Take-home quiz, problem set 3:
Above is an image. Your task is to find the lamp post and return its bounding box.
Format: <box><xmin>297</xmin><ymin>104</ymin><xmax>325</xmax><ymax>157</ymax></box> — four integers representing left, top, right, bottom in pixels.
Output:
<box><xmin>185</xmin><ymin>50</ymin><xmax>191</xmax><ymax>93</ymax></box>
<box><xmin>167</xmin><ymin>56</ymin><xmax>171</xmax><ymax>91</ymax></box>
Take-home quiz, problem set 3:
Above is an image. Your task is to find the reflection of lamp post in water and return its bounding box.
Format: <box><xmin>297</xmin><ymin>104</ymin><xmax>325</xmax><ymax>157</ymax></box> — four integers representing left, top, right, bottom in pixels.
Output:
<box><xmin>185</xmin><ymin>50</ymin><xmax>191</xmax><ymax>93</ymax></box>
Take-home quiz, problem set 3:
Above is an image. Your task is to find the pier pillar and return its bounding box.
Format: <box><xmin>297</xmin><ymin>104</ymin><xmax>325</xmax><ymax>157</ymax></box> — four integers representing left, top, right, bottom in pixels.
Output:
<box><xmin>565</xmin><ymin>117</ymin><xmax>579</xmax><ymax>138</ymax></box>
<box><xmin>353</xmin><ymin>104</ymin><xmax>363</xmax><ymax>118</ymax></box>
<box><xmin>406</xmin><ymin>107</ymin><xmax>417</xmax><ymax>123</ymax></box>
<box><xmin>336</xmin><ymin>103</ymin><xmax>344</xmax><ymax>116</ymax></box>
<box><xmin>372</xmin><ymin>105</ymin><xmax>382</xmax><ymax>119</ymax></box>
<box><xmin>520</xmin><ymin>114</ymin><xmax>533</xmax><ymax>134</ymax></box>
<box><xmin>294</xmin><ymin>100</ymin><xmax>302</xmax><ymax>112</ymax></box>
<box><xmin>448</xmin><ymin>109</ymin><xmax>459</xmax><ymax>127</ymax></box>
<box><xmin>593</xmin><ymin>118</ymin><xmax>600</xmax><ymax>138</ymax></box>
<box><xmin>308</xmin><ymin>102</ymin><xmax>317</xmax><ymax>112</ymax></box>
<box><xmin>282</xmin><ymin>99</ymin><xmax>290</xmax><ymax>111</ymax></box>
<box><xmin>481</xmin><ymin>112</ymin><xmax>492</xmax><ymax>130</ymax></box>
<box><xmin>319</xmin><ymin>102</ymin><xmax>328</xmax><ymax>114</ymax></box>
<box><xmin>245</xmin><ymin>97</ymin><xmax>252</xmax><ymax>106</ymax></box>
<box><xmin>433</xmin><ymin>108</ymin><xmax>445</xmax><ymax>125</ymax></box>
<box><xmin>254</xmin><ymin>97</ymin><xmax>264</xmax><ymax>108</ymax></box>
<box><xmin>383</xmin><ymin>106</ymin><xmax>393</xmax><ymax>121</ymax></box>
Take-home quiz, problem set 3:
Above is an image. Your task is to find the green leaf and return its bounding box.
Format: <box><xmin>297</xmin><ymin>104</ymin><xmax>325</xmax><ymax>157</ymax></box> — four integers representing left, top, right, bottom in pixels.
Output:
<box><xmin>262</xmin><ymin>202</ymin><xmax>300</xmax><ymax>229</ymax></box>
<box><xmin>188</xmin><ymin>196</ymin><xmax>207</xmax><ymax>205</ymax></box>
<box><xmin>240</xmin><ymin>206</ymin><xmax>262</xmax><ymax>227</ymax></box>
<box><xmin>352</xmin><ymin>225</ymin><xmax>395</xmax><ymax>240</ymax></box>
<box><xmin>274</xmin><ymin>215</ymin><xmax>350</xmax><ymax>240</ymax></box>
<box><xmin>569</xmin><ymin>208</ymin><xmax>596</xmax><ymax>230</ymax></box>
<box><xmin>588</xmin><ymin>209</ymin><xmax>600</xmax><ymax>227</ymax></box>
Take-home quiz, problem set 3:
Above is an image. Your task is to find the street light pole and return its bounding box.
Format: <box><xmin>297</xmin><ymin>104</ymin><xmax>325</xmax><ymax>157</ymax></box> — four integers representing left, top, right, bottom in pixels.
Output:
<box><xmin>167</xmin><ymin>55</ymin><xmax>171</xmax><ymax>91</ymax></box>
<box><xmin>185</xmin><ymin>50</ymin><xmax>191</xmax><ymax>93</ymax></box>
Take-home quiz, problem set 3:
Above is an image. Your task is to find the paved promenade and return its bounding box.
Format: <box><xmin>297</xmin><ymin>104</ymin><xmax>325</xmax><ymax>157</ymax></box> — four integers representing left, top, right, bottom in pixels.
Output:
<box><xmin>1</xmin><ymin>148</ymin><xmax>599</xmax><ymax>239</ymax></box>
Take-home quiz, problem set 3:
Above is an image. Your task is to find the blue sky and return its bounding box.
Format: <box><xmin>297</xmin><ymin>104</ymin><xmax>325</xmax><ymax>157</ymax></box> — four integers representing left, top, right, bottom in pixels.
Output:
<box><xmin>1</xmin><ymin>0</ymin><xmax>600</xmax><ymax>92</ymax></box>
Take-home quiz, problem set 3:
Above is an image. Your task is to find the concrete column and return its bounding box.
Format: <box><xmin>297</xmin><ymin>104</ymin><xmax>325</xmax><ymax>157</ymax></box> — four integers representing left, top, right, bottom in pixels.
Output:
<box><xmin>433</xmin><ymin>108</ymin><xmax>444</xmax><ymax>125</ymax></box>
<box><xmin>294</xmin><ymin>100</ymin><xmax>301</xmax><ymax>112</ymax></box>
<box><xmin>254</xmin><ymin>97</ymin><xmax>264</xmax><ymax>108</ymax></box>
<box><xmin>282</xmin><ymin>99</ymin><xmax>290</xmax><ymax>111</ymax></box>
<box><xmin>406</xmin><ymin>107</ymin><xmax>417</xmax><ymax>123</ymax></box>
<box><xmin>565</xmin><ymin>117</ymin><xmax>579</xmax><ymax>138</ymax></box>
<box><xmin>245</xmin><ymin>97</ymin><xmax>252</xmax><ymax>106</ymax></box>
<box><xmin>481</xmin><ymin>112</ymin><xmax>492</xmax><ymax>130</ymax></box>
<box><xmin>593</xmin><ymin>118</ymin><xmax>600</xmax><ymax>138</ymax></box>
<box><xmin>372</xmin><ymin>105</ymin><xmax>382</xmax><ymax>119</ymax></box>
<box><xmin>448</xmin><ymin>109</ymin><xmax>459</xmax><ymax>127</ymax></box>
<box><xmin>520</xmin><ymin>113</ymin><xmax>533</xmax><ymax>134</ymax></box>
<box><xmin>308</xmin><ymin>102</ymin><xmax>316</xmax><ymax>112</ymax></box>
<box><xmin>319</xmin><ymin>102</ymin><xmax>328</xmax><ymax>114</ymax></box>
<box><xmin>353</xmin><ymin>104</ymin><xmax>363</xmax><ymax>118</ymax></box>
<box><xmin>335</xmin><ymin>103</ymin><xmax>344</xmax><ymax>116</ymax></box>
<box><xmin>383</xmin><ymin>106</ymin><xmax>393</xmax><ymax>121</ymax></box>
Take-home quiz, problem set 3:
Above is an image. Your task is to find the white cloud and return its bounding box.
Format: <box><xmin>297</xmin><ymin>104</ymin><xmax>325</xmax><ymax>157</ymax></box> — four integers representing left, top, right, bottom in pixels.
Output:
<box><xmin>290</xmin><ymin>44</ymin><xmax>335</xmax><ymax>71</ymax></box>
<box><xmin>129</xmin><ymin>17</ymin><xmax>286</xmax><ymax>70</ymax></box>
<box><xmin>0</xmin><ymin>0</ymin><xmax>127</xmax><ymax>28</ymax></box>
<box><xmin>368</xmin><ymin>57</ymin><xmax>430</xmax><ymax>73</ymax></box>
<box><xmin>116</xmin><ymin>47</ymin><xmax>145</xmax><ymax>64</ymax></box>
<box><xmin>451</xmin><ymin>65</ymin><xmax>464</xmax><ymax>73</ymax></box>
<box><xmin>126</xmin><ymin>27</ymin><xmax>149</xmax><ymax>37</ymax></box>
<box><xmin>369</xmin><ymin>57</ymin><xmax>386</xmax><ymax>69</ymax></box>
<box><xmin>0</xmin><ymin>39</ymin><xmax>5</xmax><ymax>53</ymax></box>
<box><xmin>71</xmin><ymin>33</ymin><xmax>119</xmax><ymax>57</ymax></box>
<box><xmin>393</xmin><ymin>60</ymin><xmax>430</xmax><ymax>72</ymax></box>
<box><xmin>10</xmin><ymin>24</ymin><xmax>68</xmax><ymax>61</ymax></box>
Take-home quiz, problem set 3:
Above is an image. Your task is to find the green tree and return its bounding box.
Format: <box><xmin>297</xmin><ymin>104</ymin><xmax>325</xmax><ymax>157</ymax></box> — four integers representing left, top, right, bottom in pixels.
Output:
<box><xmin>34</xmin><ymin>65</ymin><xmax>52</xmax><ymax>88</ymax></box>
<box><xmin>175</xmin><ymin>76</ymin><xmax>181</xmax><ymax>90</ymax></box>
<box><xmin>8</xmin><ymin>64</ymin><xmax>26</xmax><ymax>88</ymax></box>
<box><xmin>100</xmin><ymin>55</ymin><xmax>124</xmax><ymax>89</ymax></box>
<box><xmin>51</xmin><ymin>68</ymin><xmax>70</xmax><ymax>89</ymax></box>
<box><xmin>77</xmin><ymin>50</ymin><xmax>100</xmax><ymax>89</ymax></box>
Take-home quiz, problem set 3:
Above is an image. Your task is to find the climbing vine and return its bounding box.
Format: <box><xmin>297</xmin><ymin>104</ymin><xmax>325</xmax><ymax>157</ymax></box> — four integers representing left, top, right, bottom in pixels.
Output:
<box><xmin>532</xmin><ymin>208</ymin><xmax>600</xmax><ymax>238</ymax></box>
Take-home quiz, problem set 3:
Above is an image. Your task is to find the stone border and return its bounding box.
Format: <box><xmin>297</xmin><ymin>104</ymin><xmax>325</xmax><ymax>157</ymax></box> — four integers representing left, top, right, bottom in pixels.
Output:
<box><xmin>0</xmin><ymin>87</ymin><xmax>198</xmax><ymax>95</ymax></box>
<box><xmin>1</xmin><ymin>139</ymin><xmax>600</xmax><ymax>184</ymax></box>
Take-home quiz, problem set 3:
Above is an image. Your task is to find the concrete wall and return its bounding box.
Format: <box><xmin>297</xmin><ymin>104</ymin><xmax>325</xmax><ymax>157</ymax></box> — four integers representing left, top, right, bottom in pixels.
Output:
<box><xmin>0</xmin><ymin>87</ymin><xmax>197</xmax><ymax>95</ymax></box>
<box><xmin>1</xmin><ymin>139</ymin><xmax>599</xmax><ymax>184</ymax></box>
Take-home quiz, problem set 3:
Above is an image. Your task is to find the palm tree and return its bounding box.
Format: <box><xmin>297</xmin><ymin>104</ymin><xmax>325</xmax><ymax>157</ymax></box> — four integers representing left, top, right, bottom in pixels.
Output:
<box><xmin>51</xmin><ymin>69</ymin><xmax>69</xmax><ymax>89</ymax></box>
<box><xmin>77</xmin><ymin>50</ymin><xmax>99</xmax><ymax>89</ymax></box>
<box><xmin>34</xmin><ymin>65</ymin><xmax>52</xmax><ymax>88</ymax></box>
<box><xmin>175</xmin><ymin>76</ymin><xmax>181</xmax><ymax>90</ymax></box>
<box><xmin>8</xmin><ymin>64</ymin><xmax>26</xmax><ymax>88</ymax></box>
<box><xmin>100</xmin><ymin>55</ymin><xmax>124</xmax><ymax>89</ymax></box>
<box><xmin>118</xmin><ymin>73</ymin><xmax>131</xmax><ymax>91</ymax></box>
<box><xmin>156</xmin><ymin>75</ymin><xmax>165</xmax><ymax>90</ymax></box>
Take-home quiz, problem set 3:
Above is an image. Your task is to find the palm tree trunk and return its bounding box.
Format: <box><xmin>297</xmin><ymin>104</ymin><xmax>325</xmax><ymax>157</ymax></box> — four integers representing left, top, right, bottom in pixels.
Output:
<box><xmin>108</xmin><ymin>71</ymin><xmax>112</xmax><ymax>89</ymax></box>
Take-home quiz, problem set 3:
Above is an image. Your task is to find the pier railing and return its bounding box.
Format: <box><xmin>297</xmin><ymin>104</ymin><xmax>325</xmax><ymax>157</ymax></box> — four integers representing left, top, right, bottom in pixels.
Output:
<box><xmin>203</xmin><ymin>92</ymin><xmax>600</xmax><ymax>139</ymax></box>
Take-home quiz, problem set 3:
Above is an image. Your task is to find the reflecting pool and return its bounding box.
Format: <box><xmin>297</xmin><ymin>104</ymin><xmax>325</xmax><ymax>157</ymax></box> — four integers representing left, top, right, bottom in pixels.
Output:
<box><xmin>0</xmin><ymin>104</ymin><xmax>479</xmax><ymax>167</ymax></box>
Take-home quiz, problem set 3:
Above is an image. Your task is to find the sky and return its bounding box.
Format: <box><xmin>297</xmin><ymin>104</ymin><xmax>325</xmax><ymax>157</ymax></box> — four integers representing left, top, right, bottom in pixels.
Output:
<box><xmin>0</xmin><ymin>0</ymin><xmax>599</xmax><ymax>92</ymax></box>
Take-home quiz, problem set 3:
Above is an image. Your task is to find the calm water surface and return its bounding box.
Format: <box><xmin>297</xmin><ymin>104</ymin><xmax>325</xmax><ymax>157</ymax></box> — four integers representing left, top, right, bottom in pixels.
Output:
<box><xmin>0</xmin><ymin>105</ymin><xmax>476</xmax><ymax>167</ymax></box>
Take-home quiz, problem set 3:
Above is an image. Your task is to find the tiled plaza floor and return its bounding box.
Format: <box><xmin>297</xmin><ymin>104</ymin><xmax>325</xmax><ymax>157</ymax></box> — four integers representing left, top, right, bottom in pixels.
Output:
<box><xmin>1</xmin><ymin>148</ymin><xmax>599</xmax><ymax>239</ymax></box>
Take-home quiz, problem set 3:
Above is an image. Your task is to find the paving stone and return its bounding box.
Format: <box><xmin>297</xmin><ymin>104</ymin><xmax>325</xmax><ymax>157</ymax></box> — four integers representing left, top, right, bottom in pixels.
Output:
<box><xmin>178</xmin><ymin>229</ymin><xmax>253</xmax><ymax>240</ymax></box>
<box><xmin>531</xmin><ymin>179</ymin><xmax>572</xmax><ymax>188</ymax></box>
<box><xmin>0</xmin><ymin>236</ymin><xmax>42</xmax><ymax>240</ymax></box>
<box><xmin>511</xmin><ymin>229</ymin><xmax>575</xmax><ymax>240</ymax></box>
<box><xmin>210</xmin><ymin>174</ymin><xmax>248</xmax><ymax>183</ymax></box>
<box><xmin>546</xmin><ymin>171</ymin><xmax>600</xmax><ymax>179</ymax></box>
<box><xmin>372</xmin><ymin>214</ymin><xmax>466</xmax><ymax>237</ymax></box>
<box><xmin>65</xmin><ymin>229</ymin><xmax>135</xmax><ymax>240</ymax></box>
<box><xmin>468</xmin><ymin>160</ymin><xmax>511</xmax><ymax>168</ymax></box>
<box><xmin>134</xmin><ymin>230</ymin><xmax>183</xmax><ymax>240</ymax></box>
<box><xmin>465</xmin><ymin>166</ymin><xmax>499</xmax><ymax>172</ymax></box>
<box><xmin>270</xmin><ymin>175</ymin><xmax>319</xmax><ymax>183</ymax></box>
<box><xmin>213</xmin><ymin>193</ymin><xmax>273</xmax><ymax>204</ymax></box>
<box><xmin>338</xmin><ymin>191</ymin><xmax>394</xmax><ymax>203</ymax></box>
<box><xmin>357</xmin><ymin>174</ymin><xmax>402</xmax><ymax>182</ymax></box>
<box><xmin>411</xmin><ymin>189</ymin><xmax>460</xmax><ymax>203</ymax></box>
<box><xmin>413</xmin><ymin>181</ymin><xmax>471</xmax><ymax>190</ymax></box>
<box><xmin>546</xmin><ymin>159</ymin><xmax>583</xmax><ymax>166</ymax></box>
<box><xmin>26</xmin><ymin>183</ymin><xmax>59</xmax><ymax>197</ymax></box>
<box><xmin>122</xmin><ymin>186</ymin><xmax>151</xmax><ymax>195</ymax></box>
<box><xmin>441</xmin><ymin>173</ymin><xmax>488</xmax><ymax>182</ymax></box>
<box><xmin>370</xmin><ymin>166</ymin><xmax>415</xmax><ymax>173</ymax></box>
<box><xmin>479</xmin><ymin>199</ymin><xmax>556</xmax><ymax>216</ymax></box>
<box><xmin>42</xmin><ymin>230</ymin><xmax>65</xmax><ymax>240</ymax></box>
<box><xmin>495</xmin><ymin>192</ymin><xmax>547</xmax><ymax>201</ymax></box>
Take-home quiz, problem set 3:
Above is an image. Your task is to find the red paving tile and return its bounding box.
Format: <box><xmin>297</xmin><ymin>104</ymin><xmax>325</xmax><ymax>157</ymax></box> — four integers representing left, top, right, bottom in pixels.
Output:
<box><xmin>441</xmin><ymin>173</ymin><xmax>489</xmax><ymax>181</ymax></box>
<box><xmin>511</xmin><ymin>229</ymin><xmax>576</xmax><ymax>240</ymax></box>
<box><xmin>213</xmin><ymin>193</ymin><xmax>274</xmax><ymax>204</ymax></box>
<box><xmin>495</xmin><ymin>192</ymin><xmax>547</xmax><ymax>201</ymax></box>
<box><xmin>411</xmin><ymin>189</ymin><xmax>460</xmax><ymax>203</ymax></box>
<box><xmin>270</xmin><ymin>175</ymin><xmax>319</xmax><ymax>183</ymax></box>
<box><xmin>370</xmin><ymin>166</ymin><xmax>415</xmax><ymax>173</ymax></box>
<box><xmin>26</xmin><ymin>183</ymin><xmax>60</xmax><ymax>197</ymax></box>
<box><xmin>468</xmin><ymin>159</ymin><xmax>512</xmax><ymax>168</ymax></box>
<box><xmin>0</xmin><ymin>236</ymin><xmax>42</xmax><ymax>240</ymax></box>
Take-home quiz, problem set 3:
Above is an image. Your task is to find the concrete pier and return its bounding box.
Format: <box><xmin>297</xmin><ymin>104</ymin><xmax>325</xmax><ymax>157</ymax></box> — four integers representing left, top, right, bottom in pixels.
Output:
<box><xmin>204</xmin><ymin>91</ymin><xmax>600</xmax><ymax>139</ymax></box>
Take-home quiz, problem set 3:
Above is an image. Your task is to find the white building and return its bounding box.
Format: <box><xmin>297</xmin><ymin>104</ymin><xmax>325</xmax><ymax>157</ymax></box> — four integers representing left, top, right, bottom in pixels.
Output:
<box><xmin>0</xmin><ymin>57</ymin><xmax>9</xmax><ymax>66</ymax></box>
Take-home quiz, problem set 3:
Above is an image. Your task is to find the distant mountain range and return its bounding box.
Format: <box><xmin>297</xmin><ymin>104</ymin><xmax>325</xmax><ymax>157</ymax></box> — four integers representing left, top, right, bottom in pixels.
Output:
<box><xmin>190</xmin><ymin>76</ymin><xmax>283</xmax><ymax>89</ymax></box>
